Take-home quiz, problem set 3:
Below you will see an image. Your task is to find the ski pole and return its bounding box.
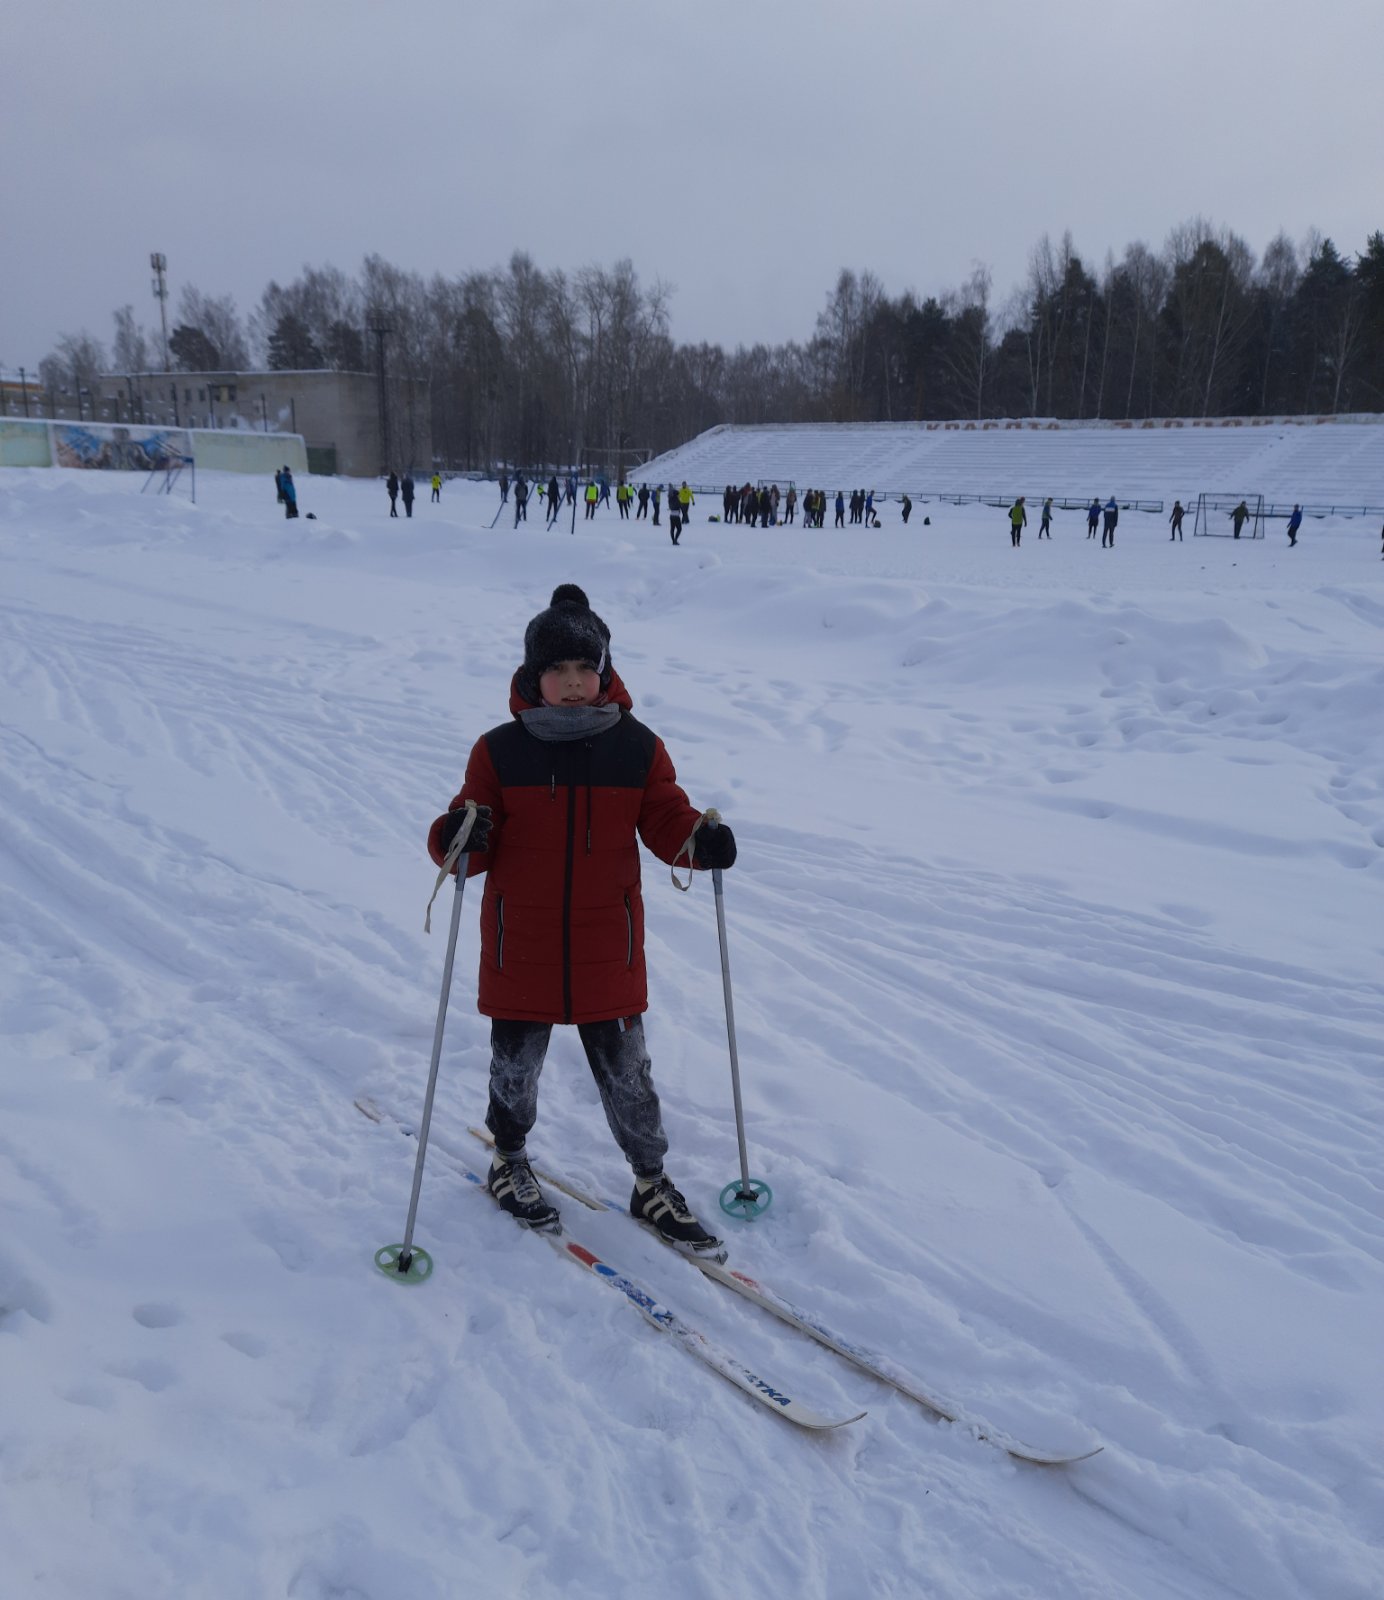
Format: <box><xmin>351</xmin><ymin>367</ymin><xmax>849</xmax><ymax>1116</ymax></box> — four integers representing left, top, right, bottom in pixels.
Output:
<box><xmin>376</xmin><ymin>803</ymin><xmax>477</xmax><ymax>1282</ymax></box>
<box><xmin>703</xmin><ymin>811</ymin><xmax>772</xmax><ymax>1221</ymax></box>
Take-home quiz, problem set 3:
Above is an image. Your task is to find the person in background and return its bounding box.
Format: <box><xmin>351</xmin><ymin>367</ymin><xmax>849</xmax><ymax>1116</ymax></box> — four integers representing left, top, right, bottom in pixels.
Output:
<box><xmin>1285</xmin><ymin>505</ymin><xmax>1303</xmax><ymax>547</ymax></box>
<box><xmin>1009</xmin><ymin>496</ymin><xmax>1027</xmax><ymax>548</ymax></box>
<box><xmin>431</xmin><ymin>472</ymin><xmax>442</xmax><ymax>503</ymax></box>
<box><xmin>499</xmin><ymin>472</ymin><xmax>510</xmax><ymax>505</ymax></box>
<box><xmin>1231</xmin><ymin>500</ymin><xmax>1251</xmax><ymax>538</ymax></box>
<box><xmin>274</xmin><ymin>467</ymin><xmax>286</xmax><ymax>505</ymax></box>
<box><xmin>281</xmin><ymin>467</ymin><xmax>298</xmax><ymax>519</ymax></box>
<box><xmin>1039</xmin><ymin>497</ymin><xmax>1053</xmax><ymax>538</ymax></box>
<box><xmin>1102</xmin><ymin>496</ymin><xmax>1119</xmax><ymax>548</ymax></box>
<box><xmin>401</xmin><ymin>472</ymin><xmax>415</xmax><ymax>518</ymax></box>
<box><xmin>513</xmin><ymin>474</ymin><xmax>529</xmax><ymax>527</ymax></box>
<box><xmin>1087</xmin><ymin>498</ymin><xmax>1101</xmax><ymax>539</ymax></box>
<box><xmin>387</xmin><ymin>471</ymin><xmax>400</xmax><ymax>517</ymax></box>
<box><xmin>1169</xmin><ymin>500</ymin><xmax>1185</xmax><ymax>540</ymax></box>
<box><xmin>585</xmin><ymin>479</ymin><xmax>599</xmax><ymax>521</ymax></box>
<box><xmin>901</xmin><ymin>493</ymin><xmax>913</xmax><ymax>525</ymax></box>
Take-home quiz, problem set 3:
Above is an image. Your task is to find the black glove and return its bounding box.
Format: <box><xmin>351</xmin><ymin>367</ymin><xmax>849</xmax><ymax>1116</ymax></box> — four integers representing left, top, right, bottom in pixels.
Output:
<box><xmin>439</xmin><ymin>804</ymin><xmax>492</xmax><ymax>854</ymax></box>
<box><xmin>693</xmin><ymin>821</ymin><xmax>736</xmax><ymax>870</ymax></box>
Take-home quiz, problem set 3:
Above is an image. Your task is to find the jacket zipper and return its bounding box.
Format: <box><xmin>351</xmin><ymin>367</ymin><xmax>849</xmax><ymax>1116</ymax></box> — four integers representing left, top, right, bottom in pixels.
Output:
<box><xmin>495</xmin><ymin>896</ymin><xmax>505</xmax><ymax>970</ymax></box>
<box><xmin>561</xmin><ymin>784</ymin><xmax>576</xmax><ymax>1022</ymax></box>
<box><xmin>624</xmin><ymin>894</ymin><xmax>633</xmax><ymax>967</ymax></box>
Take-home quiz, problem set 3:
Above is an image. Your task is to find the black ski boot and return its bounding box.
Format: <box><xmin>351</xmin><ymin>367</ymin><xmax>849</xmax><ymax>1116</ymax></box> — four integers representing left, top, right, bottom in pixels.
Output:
<box><xmin>488</xmin><ymin>1154</ymin><xmax>560</xmax><ymax>1232</ymax></box>
<box><xmin>631</xmin><ymin>1175</ymin><xmax>725</xmax><ymax>1262</ymax></box>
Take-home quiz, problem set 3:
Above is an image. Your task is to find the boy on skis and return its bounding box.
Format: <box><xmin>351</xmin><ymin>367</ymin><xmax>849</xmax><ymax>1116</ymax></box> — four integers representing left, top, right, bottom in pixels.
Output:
<box><xmin>427</xmin><ymin>584</ymin><xmax>736</xmax><ymax>1257</ymax></box>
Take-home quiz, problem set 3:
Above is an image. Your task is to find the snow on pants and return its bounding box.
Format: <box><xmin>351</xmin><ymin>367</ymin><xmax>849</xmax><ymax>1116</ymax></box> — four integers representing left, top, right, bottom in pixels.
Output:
<box><xmin>485</xmin><ymin>1016</ymin><xmax>669</xmax><ymax>1178</ymax></box>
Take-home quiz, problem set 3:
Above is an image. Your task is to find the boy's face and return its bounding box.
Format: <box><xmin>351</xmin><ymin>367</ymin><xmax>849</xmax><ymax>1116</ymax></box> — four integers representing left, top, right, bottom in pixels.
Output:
<box><xmin>539</xmin><ymin>659</ymin><xmax>601</xmax><ymax>707</ymax></box>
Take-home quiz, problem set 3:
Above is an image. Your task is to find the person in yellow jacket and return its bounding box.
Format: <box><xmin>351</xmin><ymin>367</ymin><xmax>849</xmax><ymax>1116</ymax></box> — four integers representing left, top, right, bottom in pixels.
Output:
<box><xmin>584</xmin><ymin>480</ymin><xmax>599</xmax><ymax>521</ymax></box>
<box><xmin>1009</xmin><ymin>496</ymin><xmax>1027</xmax><ymax>548</ymax></box>
<box><xmin>431</xmin><ymin>472</ymin><xmax>442</xmax><ymax>503</ymax></box>
<box><xmin>678</xmin><ymin>482</ymin><xmax>693</xmax><ymax>523</ymax></box>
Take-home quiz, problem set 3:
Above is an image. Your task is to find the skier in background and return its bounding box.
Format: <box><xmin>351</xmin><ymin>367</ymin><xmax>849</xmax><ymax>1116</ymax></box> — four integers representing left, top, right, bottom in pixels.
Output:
<box><xmin>427</xmin><ymin>588</ymin><xmax>735</xmax><ymax>1249</ymax></box>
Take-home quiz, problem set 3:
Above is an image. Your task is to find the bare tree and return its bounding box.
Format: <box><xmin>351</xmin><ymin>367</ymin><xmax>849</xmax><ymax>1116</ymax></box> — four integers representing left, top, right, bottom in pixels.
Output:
<box><xmin>942</xmin><ymin>265</ymin><xmax>993</xmax><ymax>419</ymax></box>
<box><xmin>175</xmin><ymin>287</ymin><xmax>250</xmax><ymax>370</ymax></box>
<box><xmin>111</xmin><ymin>306</ymin><xmax>151</xmax><ymax>374</ymax></box>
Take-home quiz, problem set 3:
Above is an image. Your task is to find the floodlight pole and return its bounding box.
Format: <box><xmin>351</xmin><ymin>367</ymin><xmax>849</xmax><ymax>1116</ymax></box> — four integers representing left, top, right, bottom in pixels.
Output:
<box><xmin>151</xmin><ymin>252</ymin><xmax>170</xmax><ymax>372</ymax></box>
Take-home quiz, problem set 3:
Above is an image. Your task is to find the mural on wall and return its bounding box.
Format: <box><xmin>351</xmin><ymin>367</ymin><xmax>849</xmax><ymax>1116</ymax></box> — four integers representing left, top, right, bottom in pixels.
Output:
<box><xmin>52</xmin><ymin>425</ymin><xmax>191</xmax><ymax>471</ymax></box>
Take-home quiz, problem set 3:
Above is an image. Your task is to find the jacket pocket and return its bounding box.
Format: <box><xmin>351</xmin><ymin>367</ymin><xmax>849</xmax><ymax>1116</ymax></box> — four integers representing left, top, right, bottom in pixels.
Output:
<box><xmin>496</xmin><ymin>897</ymin><xmax>505</xmax><ymax>970</ymax></box>
<box><xmin>624</xmin><ymin>894</ymin><xmax>634</xmax><ymax>968</ymax></box>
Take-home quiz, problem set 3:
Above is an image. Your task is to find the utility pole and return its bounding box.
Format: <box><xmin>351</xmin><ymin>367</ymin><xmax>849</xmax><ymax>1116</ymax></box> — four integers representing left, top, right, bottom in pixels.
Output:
<box><xmin>366</xmin><ymin>312</ymin><xmax>391</xmax><ymax>473</ymax></box>
<box><xmin>151</xmin><ymin>252</ymin><xmax>170</xmax><ymax>371</ymax></box>
<box><xmin>19</xmin><ymin>367</ymin><xmax>29</xmax><ymax>417</ymax></box>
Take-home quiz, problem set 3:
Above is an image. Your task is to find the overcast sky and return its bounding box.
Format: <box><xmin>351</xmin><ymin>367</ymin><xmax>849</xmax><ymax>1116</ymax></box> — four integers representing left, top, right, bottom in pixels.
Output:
<box><xmin>5</xmin><ymin>0</ymin><xmax>1381</xmax><ymax>372</ymax></box>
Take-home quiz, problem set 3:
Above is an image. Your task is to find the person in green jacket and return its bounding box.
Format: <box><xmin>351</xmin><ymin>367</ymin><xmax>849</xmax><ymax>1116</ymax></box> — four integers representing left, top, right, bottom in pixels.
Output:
<box><xmin>1009</xmin><ymin>497</ymin><xmax>1027</xmax><ymax>548</ymax></box>
<box><xmin>584</xmin><ymin>480</ymin><xmax>599</xmax><ymax>521</ymax></box>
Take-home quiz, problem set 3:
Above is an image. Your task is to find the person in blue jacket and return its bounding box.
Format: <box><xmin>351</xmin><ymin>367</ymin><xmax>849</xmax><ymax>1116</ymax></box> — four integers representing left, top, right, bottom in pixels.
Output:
<box><xmin>1087</xmin><ymin>498</ymin><xmax>1101</xmax><ymax>539</ymax></box>
<box><xmin>1286</xmin><ymin>505</ymin><xmax>1303</xmax><ymax>547</ymax></box>
<box><xmin>1102</xmin><ymin>497</ymin><xmax>1119</xmax><ymax>548</ymax></box>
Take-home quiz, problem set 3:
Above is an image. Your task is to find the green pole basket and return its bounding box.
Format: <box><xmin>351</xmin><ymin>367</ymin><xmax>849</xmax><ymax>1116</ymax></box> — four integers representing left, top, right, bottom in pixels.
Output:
<box><xmin>375</xmin><ymin>1243</ymin><xmax>435</xmax><ymax>1283</ymax></box>
<box><xmin>719</xmin><ymin>1177</ymin><xmax>772</xmax><ymax>1221</ymax></box>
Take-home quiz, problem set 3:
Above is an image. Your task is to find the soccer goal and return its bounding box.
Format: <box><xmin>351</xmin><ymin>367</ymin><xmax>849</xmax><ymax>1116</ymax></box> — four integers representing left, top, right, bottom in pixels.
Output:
<box><xmin>141</xmin><ymin>452</ymin><xmax>196</xmax><ymax>504</ymax></box>
<box><xmin>1193</xmin><ymin>492</ymin><xmax>1263</xmax><ymax>539</ymax></box>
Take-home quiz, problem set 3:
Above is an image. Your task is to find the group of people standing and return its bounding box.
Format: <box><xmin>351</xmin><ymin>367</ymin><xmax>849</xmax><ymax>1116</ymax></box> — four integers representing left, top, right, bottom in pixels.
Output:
<box><xmin>385</xmin><ymin>470</ymin><xmax>443</xmax><ymax>517</ymax></box>
<box><xmin>1006</xmin><ymin>496</ymin><xmax>1120</xmax><ymax>546</ymax></box>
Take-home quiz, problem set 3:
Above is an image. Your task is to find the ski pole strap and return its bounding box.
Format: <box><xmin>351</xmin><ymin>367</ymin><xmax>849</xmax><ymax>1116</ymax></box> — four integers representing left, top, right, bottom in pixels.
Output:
<box><xmin>671</xmin><ymin>807</ymin><xmax>720</xmax><ymax>892</ymax></box>
<box><xmin>424</xmin><ymin>799</ymin><xmax>478</xmax><ymax>932</ymax></box>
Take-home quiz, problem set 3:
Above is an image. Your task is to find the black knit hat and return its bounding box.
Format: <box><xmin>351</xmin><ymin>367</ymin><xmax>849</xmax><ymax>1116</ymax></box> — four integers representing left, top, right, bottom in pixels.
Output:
<box><xmin>518</xmin><ymin>584</ymin><xmax>613</xmax><ymax>701</ymax></box>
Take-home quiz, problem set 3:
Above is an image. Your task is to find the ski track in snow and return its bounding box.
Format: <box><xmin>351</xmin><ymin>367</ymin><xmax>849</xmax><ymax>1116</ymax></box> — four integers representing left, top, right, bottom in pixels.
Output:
<box><xmin>1</xmin><ymin>468</ymin><xmax>1382</xmax><ymax>1599</ymax></box>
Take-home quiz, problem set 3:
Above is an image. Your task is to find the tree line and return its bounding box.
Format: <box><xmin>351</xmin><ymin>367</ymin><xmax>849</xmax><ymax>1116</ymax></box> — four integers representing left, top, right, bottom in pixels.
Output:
<box><xmin>33</xmin><ymin>218</ymin><xmax>1384</xmax><ymax>469</ymax></box>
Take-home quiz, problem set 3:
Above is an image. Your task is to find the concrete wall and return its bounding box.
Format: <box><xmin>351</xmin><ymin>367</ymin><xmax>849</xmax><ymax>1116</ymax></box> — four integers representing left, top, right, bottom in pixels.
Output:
<box><xmin>0</xmin><ymin>417</ymin><xmax>307</xmax><ymax>476</ymax></box>
<box><xmin>91</xmin><ymin>369</ymin><xmax>431</xmax><ymax>477</ymax></box>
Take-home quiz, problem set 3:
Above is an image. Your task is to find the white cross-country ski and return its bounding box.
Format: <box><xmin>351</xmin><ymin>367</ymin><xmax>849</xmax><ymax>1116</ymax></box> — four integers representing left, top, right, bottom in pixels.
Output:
<box><xmin>464</xmin><ymin>1125</ymin><xmax>1101</xmax><ymax>1467</ymax></box>
<box><xmin>355</xmin><ymin>1098</ymin><xmax>864</xmax><ymax>1432</ymax></box>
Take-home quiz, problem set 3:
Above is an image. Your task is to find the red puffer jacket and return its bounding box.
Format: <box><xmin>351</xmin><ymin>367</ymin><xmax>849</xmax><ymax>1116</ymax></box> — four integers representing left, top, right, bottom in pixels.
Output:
<box><xmin>427</xmin><ymin>669</ymin><xmax>706</xmax><ymax>1024</ymax></box>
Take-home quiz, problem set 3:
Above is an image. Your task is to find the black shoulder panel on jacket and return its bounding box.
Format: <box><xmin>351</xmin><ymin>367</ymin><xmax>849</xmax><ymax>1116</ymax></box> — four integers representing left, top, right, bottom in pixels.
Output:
<box><xmin>484</xmin><ymin>713</ymin><xmax>657</xmax><ymax>790</ymax></box>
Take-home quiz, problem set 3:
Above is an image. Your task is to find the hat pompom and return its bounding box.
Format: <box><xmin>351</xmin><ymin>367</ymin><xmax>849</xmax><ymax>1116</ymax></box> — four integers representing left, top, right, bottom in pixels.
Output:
<box><xmin>550</xmin><ymin>583</ymin><xmax>590</xmax><ymax>607</ymax></box>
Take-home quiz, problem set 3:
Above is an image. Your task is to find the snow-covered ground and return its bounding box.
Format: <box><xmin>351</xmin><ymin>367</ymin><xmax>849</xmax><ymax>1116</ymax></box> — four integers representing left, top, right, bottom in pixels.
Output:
<box><xmin>2</xmin><ymin>465</ymin><xmax>1382</xmax><ymax>1600</ymax></box>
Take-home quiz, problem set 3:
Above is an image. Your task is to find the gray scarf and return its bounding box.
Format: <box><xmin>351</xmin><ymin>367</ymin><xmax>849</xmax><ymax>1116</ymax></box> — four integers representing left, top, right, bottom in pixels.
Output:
<box><xmin>519</xmin><ymin>703</ymin><xmax>622</xmax><ymax>742</ymax></box>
